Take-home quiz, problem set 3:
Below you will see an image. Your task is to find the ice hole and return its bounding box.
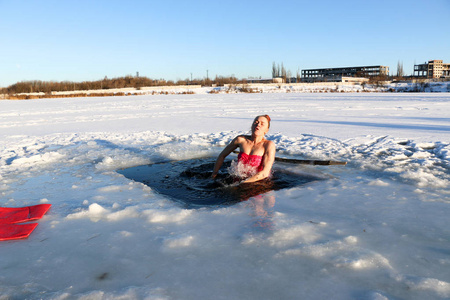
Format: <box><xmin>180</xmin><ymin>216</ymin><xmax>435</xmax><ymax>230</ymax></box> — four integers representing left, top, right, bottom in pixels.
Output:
<box><xmin>118</xmin><ymin>157</ymin><xmax>323</xmax><ymax>208</ymax></box>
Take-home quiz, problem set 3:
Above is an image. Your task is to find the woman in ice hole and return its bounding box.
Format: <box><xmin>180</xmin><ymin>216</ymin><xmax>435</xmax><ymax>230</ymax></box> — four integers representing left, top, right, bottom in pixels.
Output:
<box><xmin>211</xmin><ymin>115</ymin><xmax>276</xmax><ymax>183</ymax></box>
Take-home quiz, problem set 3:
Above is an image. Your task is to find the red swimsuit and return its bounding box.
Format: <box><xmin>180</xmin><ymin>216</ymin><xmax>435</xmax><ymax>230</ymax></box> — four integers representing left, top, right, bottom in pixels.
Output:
<box><xmin>237</xmin><ymin>152</ymin><xmax>263</xmax><ymax>172</ymax></box>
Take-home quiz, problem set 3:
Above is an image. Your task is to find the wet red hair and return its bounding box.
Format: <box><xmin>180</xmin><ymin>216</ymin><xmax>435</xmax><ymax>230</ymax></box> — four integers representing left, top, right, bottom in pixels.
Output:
<box><xmin>259</xmin><ymin>114</ymin><xmax>271</xmax><ymax>128</ymax></box>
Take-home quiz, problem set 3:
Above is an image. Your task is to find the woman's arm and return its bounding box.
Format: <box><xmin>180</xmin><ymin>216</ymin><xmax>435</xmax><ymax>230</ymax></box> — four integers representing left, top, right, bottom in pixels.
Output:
<box><xmin>242</xmin><ymin>141</ymin><xmax>275</xmax><ymax>183</ymax></box>
<box><xmin>211</xmin><ymin>137</ymin><xmax>241</xmax><ymax>178</ymax></box>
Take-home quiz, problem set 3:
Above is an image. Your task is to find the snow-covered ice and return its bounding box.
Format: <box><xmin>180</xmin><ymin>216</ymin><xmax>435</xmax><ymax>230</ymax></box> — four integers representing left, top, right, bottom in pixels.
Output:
<box><xmin>0</xmin><ymin>93</ymin><xmax>449</xmax><ymax>299</ymax></box>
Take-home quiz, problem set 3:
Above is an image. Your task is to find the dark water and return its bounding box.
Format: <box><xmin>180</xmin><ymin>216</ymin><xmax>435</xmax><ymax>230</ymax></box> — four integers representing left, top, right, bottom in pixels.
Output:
<box><xmin>118</xmin><ymin>157</ymin><xmax>321</xmax><ymax>208</ymax></box>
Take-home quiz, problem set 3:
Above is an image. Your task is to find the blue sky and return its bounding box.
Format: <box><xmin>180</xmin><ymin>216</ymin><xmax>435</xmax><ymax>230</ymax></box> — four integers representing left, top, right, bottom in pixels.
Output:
<box><xmin>1</xmin><ymin>0</ymin><xmax>449</xmax><ymax>87</ymax></box>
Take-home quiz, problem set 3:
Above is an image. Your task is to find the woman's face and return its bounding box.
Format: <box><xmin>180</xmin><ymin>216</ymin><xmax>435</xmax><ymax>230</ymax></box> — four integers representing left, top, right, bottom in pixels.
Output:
<box><xmin>252</xmin><ymin>116</ymin><xmax>269</xmax><ymax>136</ymax></box>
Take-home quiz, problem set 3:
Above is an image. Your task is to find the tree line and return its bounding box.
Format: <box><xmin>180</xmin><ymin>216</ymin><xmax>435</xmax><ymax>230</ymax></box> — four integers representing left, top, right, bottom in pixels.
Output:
<box><xmin>2</xmin><ymin>61</ymin><xmax>435</xmax><ymax>95</ymax></box>
<box><xmin>1</xmin><ymin>75</ymin><xmax>244</xmax><ymax>94</ymax></box>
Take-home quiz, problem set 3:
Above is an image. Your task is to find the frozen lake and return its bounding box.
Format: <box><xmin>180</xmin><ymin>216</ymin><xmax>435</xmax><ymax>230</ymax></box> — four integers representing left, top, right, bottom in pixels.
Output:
<box><xmin>0</xmin><ymin>93</ymin><xmax>449</xmax><ymax>299</ymax></box>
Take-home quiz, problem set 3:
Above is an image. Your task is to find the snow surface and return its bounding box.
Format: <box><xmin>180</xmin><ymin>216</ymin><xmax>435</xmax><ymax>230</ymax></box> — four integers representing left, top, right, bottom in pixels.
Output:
<box><xmin>0</xmin><ymin>93</ymin><xmax>449</xmax><ymax>299</ymax></box>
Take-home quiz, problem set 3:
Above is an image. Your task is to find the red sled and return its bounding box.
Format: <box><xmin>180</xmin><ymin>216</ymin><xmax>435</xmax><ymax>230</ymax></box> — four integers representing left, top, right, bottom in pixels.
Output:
<box><xmin>0</xmin><ymin>223</ymin><xmax>39</xmax><ymax>241</ymax></box>
<box><xmin>0</xmin><ymin>204</ymin><xmax>51</xmax><ymax>224</ymax></box>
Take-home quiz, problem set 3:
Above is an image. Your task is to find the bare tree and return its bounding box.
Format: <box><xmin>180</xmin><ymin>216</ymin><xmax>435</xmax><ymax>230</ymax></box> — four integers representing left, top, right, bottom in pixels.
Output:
<box><xmin>397</xmin><ymin>61</ymin><xmax>404</xmax><ymax>78</ymax></box>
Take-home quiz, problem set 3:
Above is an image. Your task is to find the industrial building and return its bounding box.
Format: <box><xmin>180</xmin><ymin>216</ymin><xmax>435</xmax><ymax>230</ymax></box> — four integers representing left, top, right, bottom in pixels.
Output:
<box><xmin>414</xmin><ymin>60</ymin><xmax>450</xmax><ymax>79</ymax></box>
<box><xmin>302</xmin><ymin>65</ymin><xmax>389</xmax><ymax>82</ymax></box>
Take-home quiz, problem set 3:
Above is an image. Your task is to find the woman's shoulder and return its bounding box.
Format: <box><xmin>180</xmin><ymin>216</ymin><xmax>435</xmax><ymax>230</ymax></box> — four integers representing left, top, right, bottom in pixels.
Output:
<box><xmin>264</xmin><ymin>139</ymin><xmax>275</xmax><ymax>147</ymax></box>
<box><xmin>263</xmin><ymin>139</ymin><xmax>276</xmax><ymax>153</ymax></box>
<box><xmin>235</xmin><ymin>135</ymin><xmax>251</xmax><ymax>142</ymax></box>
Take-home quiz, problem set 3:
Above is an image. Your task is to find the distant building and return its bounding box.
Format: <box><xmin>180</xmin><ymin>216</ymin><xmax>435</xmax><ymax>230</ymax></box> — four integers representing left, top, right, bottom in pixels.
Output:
<box><xmin>246</xmin><ymin>78</ymin><xmax>274</xmax><ymax>84</ymax></box>
<box><xmin>340</xmin><ymin>77</ymin><xmax>369</xmax><ymax>83</ymax></box>
<box><xmin>246</xmin><ymin>77</ymin><xmax>300</xmax><ymax>84</ymax></box>
<box><xmin>302</xmin><ymin>65</ymin><xmax>389</xmax><ymax>82</ymax></box>
<box><xmin>414</xmin><ymin>60</ymin><xmax>450</xmax><ymax>79</ymax></box>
